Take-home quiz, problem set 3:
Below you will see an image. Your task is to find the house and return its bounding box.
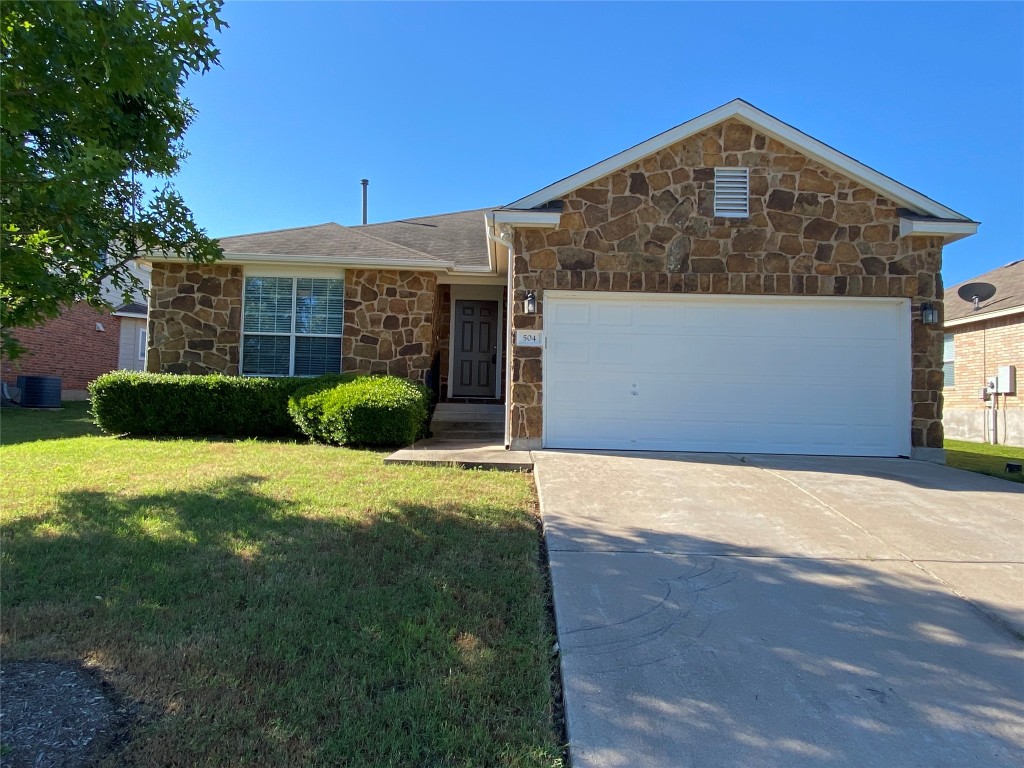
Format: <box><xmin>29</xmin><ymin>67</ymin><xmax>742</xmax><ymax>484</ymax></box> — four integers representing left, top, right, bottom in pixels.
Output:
<box><xmin>143</xmin><ymin>99</ymin><xmax>979</xmax><ymax>460</ymax></box>
<box><xmin>942</xmin><ymin>260</ymin><xmax>1023</xmax><ymax>446</ymax></box>
<box><xmin>2</xmin><ymin>262</ymin><xmax>150</xmax><ymax>400</ymax></box>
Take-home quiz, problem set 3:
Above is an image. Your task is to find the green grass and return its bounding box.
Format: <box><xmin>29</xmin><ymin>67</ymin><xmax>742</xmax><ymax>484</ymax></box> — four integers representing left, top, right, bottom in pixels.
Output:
<box><xmin>944</xmin><ymin>439</ymin><xmax>1024</xmax><ymax>483</ymax></box>
<box><xmin>1</xmin><ymin>404</ymin><xmax>563</xmax><ymax>767</ymax></box>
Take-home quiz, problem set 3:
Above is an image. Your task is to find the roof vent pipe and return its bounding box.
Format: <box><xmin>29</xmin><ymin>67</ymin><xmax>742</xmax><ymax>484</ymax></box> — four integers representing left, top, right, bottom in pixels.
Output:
<box><xmin>360</xmin><ymin>179</ymin><xmax>369</xmax><ymax>225</ymax></box>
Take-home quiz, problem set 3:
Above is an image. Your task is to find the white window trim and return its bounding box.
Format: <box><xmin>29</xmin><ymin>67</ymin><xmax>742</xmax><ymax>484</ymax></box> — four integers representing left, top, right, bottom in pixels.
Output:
<box><xmin>714</xmin><ymin>167</ymin><xmax>750</xmax><ymax>218</ymax></box>
<box><xmin>942</xmin><ymin>333</ymin><xmax>956</xmax><ymax>389</ymax></box>
<box><xmin>137</xmin><ymin>327</ymin><xmax>147</xmax><ymax>360</ymax></box>
<box><xmin>240</xmin><ymin>274</ymin><xmax>345</xmax><ymax>377</ymax></box>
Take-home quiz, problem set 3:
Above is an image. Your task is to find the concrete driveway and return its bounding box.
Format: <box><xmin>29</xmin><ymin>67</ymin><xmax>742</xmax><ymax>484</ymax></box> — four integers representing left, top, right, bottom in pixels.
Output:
<box><xmin>533</xmin><ymin>452</ymin><xmax>1024</xmax><ymax>768</ymax></box>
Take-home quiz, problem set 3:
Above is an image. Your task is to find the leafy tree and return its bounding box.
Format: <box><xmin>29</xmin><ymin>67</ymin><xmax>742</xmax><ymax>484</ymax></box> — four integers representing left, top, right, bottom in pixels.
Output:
<box><xmin>1</xmin><ymin>0</ymin><xmax>226</xmax><ymax>359</ymax></box>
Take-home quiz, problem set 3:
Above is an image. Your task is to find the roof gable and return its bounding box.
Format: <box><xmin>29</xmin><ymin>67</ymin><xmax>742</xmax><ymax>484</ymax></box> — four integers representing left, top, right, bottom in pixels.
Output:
<box><xmin>503</xmin><ymin>99</ymin><xmax>973</xmax><ymax>222</ymax></box>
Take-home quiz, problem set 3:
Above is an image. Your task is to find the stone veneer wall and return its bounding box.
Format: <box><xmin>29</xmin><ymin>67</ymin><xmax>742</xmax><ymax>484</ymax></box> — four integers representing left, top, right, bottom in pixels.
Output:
<box><xmin>343</xmin><ymin>269</ymin><xmax>437</xmax><ymax>382</ymax></box>
<box><xmin>433</xmin><ymin>284</ymin><xmax>452</xmax><ymax>397</ymax></box>
<box><xmin>147</xmin><ymin>263</ymin><xmax>242</xmax><ymax>374</ymax></box>
<box><xmin>510</xmin><ymin>119</ymin><xmax>946</xmax><ymax>451</ymax></box>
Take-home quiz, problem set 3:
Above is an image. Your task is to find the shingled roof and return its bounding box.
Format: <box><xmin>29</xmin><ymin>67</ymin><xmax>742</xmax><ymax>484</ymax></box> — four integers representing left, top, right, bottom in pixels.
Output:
<box><xmin>218</xmin><ymin>222</ymin><xmax>446</xmax><ymax>264</ymax></box>
<box><xmin>355</xmin><ymin>208</ymin><xmax>492</xmax><ymax>269</ymax></box>
<box><xmin>944</xmin><ymin>260</ymin><xmax>1024</xmax><ymax>323</ymax></box>
<box><xmin>215</xmin><ymin>210</ymin><xmax>492</xmax><ymax>271</ymax></box>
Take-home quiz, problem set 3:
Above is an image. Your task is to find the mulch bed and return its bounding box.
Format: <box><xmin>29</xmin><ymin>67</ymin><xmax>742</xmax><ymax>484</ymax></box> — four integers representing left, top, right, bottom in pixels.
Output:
<box><xmin>1</xmin><ymin>661</ymin><xmax>140</xmax><ymax>767</ymax></box>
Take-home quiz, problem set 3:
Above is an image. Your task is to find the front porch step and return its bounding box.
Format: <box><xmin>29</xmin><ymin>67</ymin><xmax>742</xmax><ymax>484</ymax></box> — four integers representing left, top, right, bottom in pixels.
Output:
<box><xmin>432</xmin><ymin>403</ymin><xmax>504</xmax><ymax>419</ymax></box>
<box><xmin>430</xmin><ymin>429</ymin><xmax>505</xmax><ymax>440</ymax></box>
<box><xmin>432</xmin><ymin>420</ymin><xmax>504</xmax><ymax>433</ymax></box>
<box><xmin>430</xmin><ymin>403</ymin><xmax>504</xmax><ymax>439</ymax></box>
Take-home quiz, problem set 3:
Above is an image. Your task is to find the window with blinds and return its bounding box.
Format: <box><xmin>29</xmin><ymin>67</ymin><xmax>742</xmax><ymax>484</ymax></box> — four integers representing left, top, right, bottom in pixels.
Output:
<box><xmin>943</xmin><ymin>333</ymin><xmax>955</xmax><ymax>388</ymax></box>
<box><xmin>241</xmin><ymin>275</ymin><xmax>344</xmax><ymax>376</ymax></box>
<box><xmin>714</xmin><ymin>167</ymin><xmax>750</xmax><ymax>217</ymax></box>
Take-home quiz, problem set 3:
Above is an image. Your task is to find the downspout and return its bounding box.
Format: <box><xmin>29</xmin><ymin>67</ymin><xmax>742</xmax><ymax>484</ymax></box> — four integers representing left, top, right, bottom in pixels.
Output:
<box><xmin>486</xmin><ymin>220</ymin><xmax>516</xmax><ymax>450</ymax></box>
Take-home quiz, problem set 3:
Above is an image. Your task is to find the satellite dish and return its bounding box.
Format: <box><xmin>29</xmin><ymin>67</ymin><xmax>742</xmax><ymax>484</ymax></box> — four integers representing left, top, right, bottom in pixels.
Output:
<box><xmin>957</xmin><ymin>281</ymin><xmax>996</xmax><ymax>312</ymax></box>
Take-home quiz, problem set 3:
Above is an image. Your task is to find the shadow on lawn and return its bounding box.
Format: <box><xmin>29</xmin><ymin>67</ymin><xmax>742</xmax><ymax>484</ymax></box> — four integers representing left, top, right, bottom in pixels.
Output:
<box><xmin>0</xmin><ymin>403</ymin><xmax>100</xmax><ymax>446</ymax></box>
<box><xmin>3</xmin><ymin>474</ymin><xmax>561</xmax><ymax>767</ymax></box>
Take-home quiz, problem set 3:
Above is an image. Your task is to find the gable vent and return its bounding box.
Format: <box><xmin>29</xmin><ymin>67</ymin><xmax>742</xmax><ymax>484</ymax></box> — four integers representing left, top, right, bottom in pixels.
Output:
<box><xmin>714</xmin><ymin>167</ymin><xmax>749</xmax><ymax>217</ymax></box>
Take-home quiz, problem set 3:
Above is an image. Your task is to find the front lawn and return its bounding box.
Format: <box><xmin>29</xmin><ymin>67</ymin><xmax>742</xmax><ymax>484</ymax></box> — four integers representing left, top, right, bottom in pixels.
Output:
<box><xmin>1</xmin><ymin>404</ymin><xmax>563</xmax><ymax>766</ymax></box>
<box><xmin>944</xmin><ymin>438</ymin><xmax>1024</xmax><ymax>483</ymax></box>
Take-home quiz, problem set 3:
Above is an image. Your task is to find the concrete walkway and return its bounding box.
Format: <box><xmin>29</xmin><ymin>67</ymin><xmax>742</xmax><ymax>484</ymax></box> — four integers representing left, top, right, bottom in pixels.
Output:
<box><xmin>534</xmin><ymin>451</ymin><xmax>1024</xmax><ymax>768</ymax></box>
<box><xmin>384</xmin><ymin>438</ymin><xmax>533</xmax><ymax>471</ymax></box>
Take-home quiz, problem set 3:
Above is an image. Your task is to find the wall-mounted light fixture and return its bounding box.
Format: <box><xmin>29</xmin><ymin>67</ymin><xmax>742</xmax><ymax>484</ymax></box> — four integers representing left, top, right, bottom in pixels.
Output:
<box><xmin>920</xmin><ymin>302</ymin><xmax>938</xmax><ymax>325</ymax></box>
<box><xmin>525</xmin><ymin>291</ymin><xmax>537</xmax><ymax>315</ymax></box>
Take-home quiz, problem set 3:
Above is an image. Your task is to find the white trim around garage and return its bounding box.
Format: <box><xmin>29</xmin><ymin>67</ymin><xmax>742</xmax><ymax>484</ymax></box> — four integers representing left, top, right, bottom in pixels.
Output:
<box><xmin>541</xmin><ymin>291</ymin><xmax>913</xmax><ymax>457</ymax></box>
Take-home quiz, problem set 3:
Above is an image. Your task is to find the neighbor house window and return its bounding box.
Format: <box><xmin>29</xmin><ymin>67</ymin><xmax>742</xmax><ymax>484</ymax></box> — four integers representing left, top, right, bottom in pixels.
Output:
<box><xmin>137</xmin><ymin>328</ymin><xmax>147</xmax><ymax>360</ymax></box>
<box><xmin>943</xmin><ymin>333</ymin><xmax>955</xmax><ymax>387</ymax></box>
<box><xmin>242</xmin><ymin>276</ymin><xmax>344</xmax><ymax>376</ymax></box>
<box><xmin>714</xmin><ymin>167</ymin><xmax>749</xmax><ymax>217</ymax></box>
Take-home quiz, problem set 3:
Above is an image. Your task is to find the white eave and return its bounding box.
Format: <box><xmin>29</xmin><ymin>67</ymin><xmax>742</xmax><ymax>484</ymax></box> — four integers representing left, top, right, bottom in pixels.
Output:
<box><xmin>139</xmin><ymin>251</ymin><xmax>457</xmax><ymax>271</ymax></box>
<box><xmin>504</xmin><ymin>98</ymin><xmax>975</xmax><ymax>228</ymax></box>
<box><xmin>899</xmin><ymin>217</ymin><xmax>979</xmax><ymax>243</ymax></box>
<box><xmin>945</xmin><ymin>305</ymin><xmax>1024</xmax><ymax>328</ymax></box>
<box><xmin>491</xmin><ymin>209</ymin><xmax>562</xmax><ymax>228</ymax></box>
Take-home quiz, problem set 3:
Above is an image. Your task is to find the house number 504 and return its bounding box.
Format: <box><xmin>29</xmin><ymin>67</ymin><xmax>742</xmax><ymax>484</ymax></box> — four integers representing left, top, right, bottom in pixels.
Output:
<box><xmin>515</xmin><ymin>330</ymin><xmax>544</xmax><ymax>347</ymax></box>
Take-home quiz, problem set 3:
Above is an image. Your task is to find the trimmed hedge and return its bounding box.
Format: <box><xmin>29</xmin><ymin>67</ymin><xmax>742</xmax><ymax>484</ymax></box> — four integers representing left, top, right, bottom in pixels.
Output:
<box><xmin>88</xmin><ymin>371</ymin><xmax>355</xmax><ymax>437</ymax></box>
<box><xmin>288</xmin><ymin>375</ymin><xmax>429</xmax><ymax>447</ymax></box>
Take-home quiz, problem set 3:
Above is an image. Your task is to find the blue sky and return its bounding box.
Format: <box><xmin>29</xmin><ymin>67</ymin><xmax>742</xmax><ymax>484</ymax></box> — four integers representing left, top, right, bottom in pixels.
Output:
<box><xmin>176</xmin><ymin>1</ymin><xmax>1023</xmax><ymax>287</ymax></box>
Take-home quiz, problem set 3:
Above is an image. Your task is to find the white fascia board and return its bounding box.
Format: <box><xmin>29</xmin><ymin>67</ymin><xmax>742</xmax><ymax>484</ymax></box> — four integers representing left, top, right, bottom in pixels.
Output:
<box><xmin>944</xmin><ymin>305</ymin><xmax>1024</xmax><ymax>328</ymax></box>
<box><xmin>112</xmin><ymin>310</ymin><xmax>147</xmax><ymax>318</ymax></box>
<box><xmin>507</xmin><ymin>99</ymin><xmax>972</xmax><ymax>222</ymax></box>
<box><xmin>141</xmin><ymin>252</ymin><xmax>456</xmax><ymax>271</ymax></box>
<box><xmin>491</xmin><ymin>210</ymin><xmax>562</xmax><ymax>227</ymax></box>
<box><xmin>899</xmin><ymin>217</ymin><xmax>979</xmax><ymax>243</ymax></box>
<box><xmin>437</xmin><ymin>274</ymin><xmax>506</xmax><ymax>285</ymax></box>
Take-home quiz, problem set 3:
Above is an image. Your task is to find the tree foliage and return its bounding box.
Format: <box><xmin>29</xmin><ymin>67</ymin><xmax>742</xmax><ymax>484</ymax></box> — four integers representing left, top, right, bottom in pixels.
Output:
<box><xmin>1</xmin><ymin>0</ymin><xmax>226</xmax><ymax>358</ymax></box>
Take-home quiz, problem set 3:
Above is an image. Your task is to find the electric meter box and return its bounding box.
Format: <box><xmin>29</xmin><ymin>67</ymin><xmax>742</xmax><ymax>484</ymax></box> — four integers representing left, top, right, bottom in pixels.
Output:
<box><xmin>996</xmin><ymin>365</ymin><xmax>1016</xmax><ymax>394</ymax></box>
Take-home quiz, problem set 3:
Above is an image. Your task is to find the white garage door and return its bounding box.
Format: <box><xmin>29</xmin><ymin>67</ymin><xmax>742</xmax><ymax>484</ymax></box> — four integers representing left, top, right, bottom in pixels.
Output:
<box><xmin>544</xmin><ymin>292</ymin><xmax>911</xmax><ymax>456</ymax></box>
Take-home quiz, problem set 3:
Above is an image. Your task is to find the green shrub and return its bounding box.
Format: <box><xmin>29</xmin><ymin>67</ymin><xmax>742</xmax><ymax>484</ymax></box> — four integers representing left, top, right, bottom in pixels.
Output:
<box><xmin>88</xmin><ymin>371</ymin><xmax>355</xmax><ymax>438</ymax></box>
<box><xmin>288</xmin><ymin>375</ymin><xmax>429</xmax><ymax>447</ymax></box>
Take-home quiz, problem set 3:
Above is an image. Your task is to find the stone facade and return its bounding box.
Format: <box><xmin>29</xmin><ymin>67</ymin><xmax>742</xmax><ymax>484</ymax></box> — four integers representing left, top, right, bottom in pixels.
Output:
<box><xmin>943</xmin><ymin>315</ymin><xmax>1023</xmax><ymax>446</ymax></box>
<box><xmin>510</xmin><ymin>119</ymin><xmax>946</xmax><ymax>451</ymax></box>
<box><xmin>342</xmin><ymin>269</ymin><xmax>437</xmax><ymax>382</ymax></box>
<box><xmin>433</xmin><ymin>284</ymin><xmax>452</xmax><ymax>396</ymax></box>
<box><xmin>147</xmin><ymin>263</ymin><xmax>242</xmax><ymax>375</ymax></box>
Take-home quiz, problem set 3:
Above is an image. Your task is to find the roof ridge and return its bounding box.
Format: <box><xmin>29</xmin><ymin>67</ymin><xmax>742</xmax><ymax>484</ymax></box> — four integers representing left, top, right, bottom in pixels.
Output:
<box><xmin>344</xmin><ymin>224</ymin><xmax>446</xmax><ymax>262</ymax></box>
<box><xmin>357</xmin><ymin>207</ymin><xmax>495</xmax><ymax>226</ymax></box>
<box><xmin>218</xmin><ymin>221</ymin><xmax>342</xmax><ymax>240</ymax></box>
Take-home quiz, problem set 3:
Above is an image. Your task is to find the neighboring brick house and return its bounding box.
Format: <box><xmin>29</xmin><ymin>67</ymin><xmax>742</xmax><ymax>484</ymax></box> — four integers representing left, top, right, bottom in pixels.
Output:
<box><xmin>143</xmin><ymin>99</ymin><xmax>978</xmax><ymax>460</ymax></box>
<box><xmin>2</xmin><ymin>262</ymin><xmax>150</xmax><ymax>400</ymax></box>
<box><xmin>942</xmin><ymin>260</ymin><xmax>1023</xmax><ymax>446</ymax></box>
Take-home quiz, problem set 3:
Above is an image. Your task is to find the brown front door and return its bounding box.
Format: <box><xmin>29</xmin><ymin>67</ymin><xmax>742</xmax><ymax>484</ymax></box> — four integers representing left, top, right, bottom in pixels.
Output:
<box><xmin>452</xmin><ymin>300</ymin><xmax>498</xmax><ymax>397</ymax></box>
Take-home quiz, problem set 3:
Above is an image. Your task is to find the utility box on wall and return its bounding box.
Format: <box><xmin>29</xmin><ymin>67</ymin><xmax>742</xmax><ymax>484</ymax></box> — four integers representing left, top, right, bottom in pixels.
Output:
<box><xmin>996</xmin><ymin>365</ymin><xmax>1016</xmax><ymax>394</ymax></box>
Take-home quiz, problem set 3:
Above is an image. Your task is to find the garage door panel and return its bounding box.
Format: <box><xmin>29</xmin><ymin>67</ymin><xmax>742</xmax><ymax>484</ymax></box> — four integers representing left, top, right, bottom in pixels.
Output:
<box><xmin>544</xmin><ymin>293</ymin><xmax>910</xmax><ymax>457</ymax></box>
<box><xmin>594</xmin><ymin>303</ymin><xmax>632</xmax><ymax>326</ymax></box>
